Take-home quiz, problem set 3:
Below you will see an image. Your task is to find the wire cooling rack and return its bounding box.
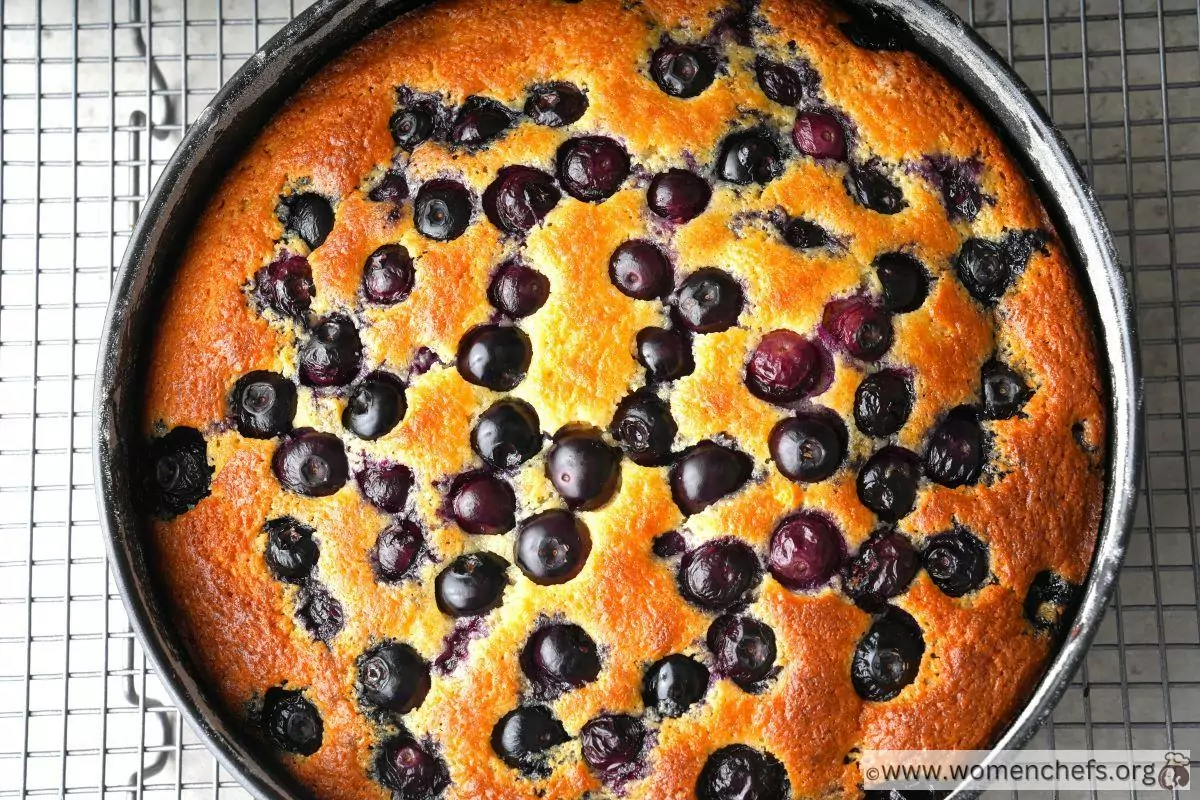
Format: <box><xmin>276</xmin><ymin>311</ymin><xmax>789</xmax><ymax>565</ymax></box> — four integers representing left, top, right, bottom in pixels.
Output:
<box><xmin>0</xmin><ymin>0</ymin><xmax>1196</xmax><ymax>796</ymax></box>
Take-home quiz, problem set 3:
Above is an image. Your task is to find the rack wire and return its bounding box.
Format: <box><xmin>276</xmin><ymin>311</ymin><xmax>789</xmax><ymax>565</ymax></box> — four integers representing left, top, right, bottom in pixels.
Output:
<box><xmin>0</xmin><ymin>0</ymin><xmax>1195</xmax><ymax>796</ymax></box>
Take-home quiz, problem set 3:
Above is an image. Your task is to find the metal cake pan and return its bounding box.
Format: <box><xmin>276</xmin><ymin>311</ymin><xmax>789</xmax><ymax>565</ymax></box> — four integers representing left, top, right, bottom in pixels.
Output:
<box><xmin>93</xmin><ymin>0</ymin><xmax>1142</xmax><ymax>797</ymax></box>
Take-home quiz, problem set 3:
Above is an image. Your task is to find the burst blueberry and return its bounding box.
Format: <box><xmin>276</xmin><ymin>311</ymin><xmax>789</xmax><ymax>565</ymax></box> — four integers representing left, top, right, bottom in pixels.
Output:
<box><xmin>356</xmin><ymin>461</ymin><xmax>414</xmax><ymax>514</ymax></box>
<box><xmin>299</xmin><ymin>314</ymin><xmax>362</xmax><ymax>387</ymax></box>
<box><xmin>697</xmin><ymin>745</ymin><xmax>789</xmax><ymax>800</ymax></box>
<box><xmin>874</xmin><ymin>252</ymin><xmax>929</xmax><ymax>313</ymax></box>
<box><xmin>482</xmin><ymin>166</ymin><xmax>560</xmax><ymax>234</ymax></box>
<box><xmin>1024</xmin><ymin>570</ymin><xmax>1079</xmax><ymax>638</ymax></box>
<box><xmin>373</xmin><ymin>519</ymin><xmax>425</xmax><ymax>582</ymax></box>
<box><xmin>923</xmin><ymin>528</ymin><xmax>989</xmax><ymax>597</ymax></box>
<box><xmin>854</xmin><ymin>370</ymin><xmax>912</xmax><ymax>437</ymax></box>
<box><xmin>840</xmin><ymin>5</ymin><xmax>911</xmax><ymax>51</ymax></box>
<box><xmin>253</xmin><ymin>253</ymin><xmax>314</xmax><ymax>320</ymax></box>
<box><xmin>520</xmin><ymin>623</ymin><xmax>601</xmax><ymax>691</ymax></box>
<box><xmin>675</xmin><ymin>268</ymin><xmax>743</xmax><ymax>333</ymax></box>
<box><xmin>450</xmin><ymin>96</ymin><xmax>511</xmax><ymax>147</ymax></box>
<box><xmin>376</xmin><ymin>734</ymin><xmax>449</xmax><ymax>798</ymax></box>
<box><xmin>471</xmin><ymin>398</ymin><xmax>542</xmax><ymax>469</ymax></box>
<box><xmin>755</xmin><ymin>56</ymin><xmax>808</xmax><ymax>106</ymax></box>
<box><xmin>678</xmin><ymin>538</ymin><xmax>761</xmax><ymax>610</ymax></box>
<box><xmin>556</xmin><ymin>136</ymin><xmax>631</xmax><ymax>202</ymax></box>
<box><xmin>856</xmin><ymin>446</ymin><xmax>921</xmax><ymax>521</ymax></box>
<box><xmin>295</xmin><ymin>583</ymin><xmax>344</xmax><ymax>642</ymax></box>
<box><xmin>273</xmin><ymin>429</ymin><xmax>348</xmax><ymax>497</ymax></box>
<box><xmin>279</xmin><ymin>192</ymin><xmax>334</xmax><ymax>250</ymax></box>
<box><xmin>841</xmin><ymin>528</ymin><xmax>920</xmax><ymax>612</ymax></box>
<box><xmin>642</xmin><ymin>654</ymin><xmax>709</xmax><ymax>717</ymax></box>
<box><xmin>782</xmin><ymin>217</ymin><xmax>831</xmax><ymax>249</ymax></box>
<box><xmin>525</xmin><ymin>81</ymin><xmax>588</xmax><ymax>126</ymax></box>
<box><xmin>924</xmin><ymin>407</ymin><xmax>984</xmax><ymax>487</ymax></box>
<box><xmin>261</xmin><ymin>687</ymin><xmax>323</xmax><ymax>756</ymax></box>
<box><xmin>716</xmin><ymin>130</ymin><xmax>784</xmax><ymax>185</ymax></box>
<box><xmin>145</xmin><ymin>427</ymin><xmax>212</xmax><ymax>517</ymax></box>
<box><xmin>707</xmin><ymin>614</ymin><xmax>777</xmax><ymax>690</ymax></box>
<box><xmin>263</xmin><ymin>517</ymin><xmax>319</xmax><ymax>583</ymax></box>
<box><xmin>611</xmin><ymin>392</ymin><xmax>677</xmax><ymax>467</ymax></box>
<box><xmin>851</xmin><ymin>608</ymin><xmax>925</xmax><ymax>701</ymax></box>
<box><xmin>650</xmin><ymin>43</ymin><xmax>717</xmax><ymax>98</ymax></box>
<box><xmin>363</xmin><ymin>244</ymin><xmax>415</xmax><ymax>304</ymax></box>
<box><xmin>845</xmin><ymin>161</ymin><xmax>906</xmax><ymax>214</ymax></box>
<box><xmin>368</xmin><ymin>168</ymin><xmax>409</xmax><ymax>204</ymax></box>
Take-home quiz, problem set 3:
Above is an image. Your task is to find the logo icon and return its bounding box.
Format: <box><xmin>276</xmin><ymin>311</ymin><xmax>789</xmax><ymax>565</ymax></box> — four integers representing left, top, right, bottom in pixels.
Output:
<box><xmin>1158</xmin><ymin>751</ymin><xmax>1191</xmax><ymax>790</ymax></box>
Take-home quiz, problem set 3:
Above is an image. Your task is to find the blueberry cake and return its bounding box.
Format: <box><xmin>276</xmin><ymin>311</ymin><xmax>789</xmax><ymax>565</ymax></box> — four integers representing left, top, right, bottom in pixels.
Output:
<box><xmin>140</xmin><ymin>0</ymin><xmax>1107</xmax><ymax>796</ymax></box>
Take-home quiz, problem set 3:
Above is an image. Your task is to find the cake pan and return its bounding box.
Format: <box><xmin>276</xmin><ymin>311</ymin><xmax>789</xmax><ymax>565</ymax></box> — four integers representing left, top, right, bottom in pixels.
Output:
<box><xmin>93</xmin><ymin>0</ymin><xmax>1141</xmax><ymax>797</ymax></box>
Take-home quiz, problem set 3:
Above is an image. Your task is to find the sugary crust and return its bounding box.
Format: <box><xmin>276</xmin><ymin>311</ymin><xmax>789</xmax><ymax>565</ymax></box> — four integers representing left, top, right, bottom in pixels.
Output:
<box><xmin>142</xmin><ymin>0</ymin><xmax>1107</xmax><ymax>797</ymax></box>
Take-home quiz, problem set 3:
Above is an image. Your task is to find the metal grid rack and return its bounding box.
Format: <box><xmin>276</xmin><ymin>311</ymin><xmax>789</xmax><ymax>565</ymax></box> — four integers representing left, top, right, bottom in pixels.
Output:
<box><xmin>0</xmin><ymin>0</ymin><xmax>1195</xmax><ymax>795</ymax></box>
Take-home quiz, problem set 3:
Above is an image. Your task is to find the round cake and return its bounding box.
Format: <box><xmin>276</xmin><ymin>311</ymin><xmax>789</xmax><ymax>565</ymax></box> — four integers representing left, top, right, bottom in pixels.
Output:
<box><xmin>140</xmin><ymin>0</ymin><xmax>1107</xmax><ymax>796</ymax></box>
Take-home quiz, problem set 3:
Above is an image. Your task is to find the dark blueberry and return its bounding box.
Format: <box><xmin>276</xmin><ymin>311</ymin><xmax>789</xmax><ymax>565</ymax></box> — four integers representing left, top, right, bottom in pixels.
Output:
<box><xmin>390</xmin><ymin>101</ymin><xmax>437</xmax><ymax>150</ymax></box>
<box><xmin>924</xmin><ymin>407</ymin><xmax>984</xmax><ymax>487</ymax></box>
<box><xmin>769</xmin><ymin>413</ymin><xmax>846</xmax><ymax>483</ymax></box>
<box><xmin>697</xmin><ymin>744</ymin><xmax>789</xmax><ymax>800</ymax></box>
<box><xmin>358</xmin><ymin>641</ymin><xmax>430</xmax><ymax>714</ymax></box>
<box><xmin>483</xmin><ymin>166</ymin><xmax>561</xmax><ymax>234</ymax></box>
<box><xmin>450</xmin><ymin>96</ymin><xmax>511</xmax><ymax>147</ymax></box>
<box><xmin>1024</xmin><ymin>570</ymin><xmax>1079</xmax><ymax>638</ymax></box>
<box><xmin>515</xmin><ymin>509</ymin><xmax>591</xmax><ymax>585</ymax></box>
<box><xmin>581</xmin><ymin>715</ymin><xmax>645</xmax><ymax>780</ymax></box>
<box><xmin>611</xmin><ymin>393</ymin><xmax>677</xmax><ymax>467</ymax></box>
<box><xmin>782</xmin><ymin>217</ymin><xmax>831</xmax><ymax>249</ymax></box>
<box><xmin>356</xmin><ymin>461</ymin><xmax>414</xmax><ymax>514</ymax></box>
<box><xmin>279</xmin><ymin>192</ymin><xmax>334</xmax><ymax>250</ymax></box>
<box><xmin>841</xmin><ymin>528</ymin><xmax>920</xmax><ymax>612</ymax></box>
<box><xmin>854</xmin><ymin>370</ymin><xmax>913</xmax><ymax>437</ymax></box>
<box><xmin>434</xmin><ymin>552</ymin><xmax>509</xmax><ymax>617</ymax></box>
<box><xmin>146</xmin><ymin>427</ymin><xmax>212</xmax><ymax>516</ymax></box>
<box><xmin>520</xmin><ymin>623</ymin><xmax>601</xmax><ymax>690</ymax></box>
<box><xmin>363</xmin><ymin>244</ymin><xmax>415</xmax><ymax>304</ymax></box>
<box><xmin>768</xmin><ymin>512</ymin><xmax>846</xmax><ymax>591</ymax></box>
<box><xmin>792</xmin><ymin>111</ymin><xmax>847</xmax><ymax>161</ymax></box>
<box><xmin>295</xmin><ymin>583</ymin><xmax>344</xmax><ymax>642</ymax></box>
<box><xmin>368</xmin><ymin>168</ymin><xmax>409</xmax><ymax>204</ymax></box>
<box><xmin>273</xmin><ymin>429</ymin><xmax>348</xmax><ymax>497</ymax></box>
<box><xmin>343</xmin><ymin>373</ymin><xmax>407</xmax><ymax>440</ymax></box>
<box><xmin>642</xmin><ymin>654</ymin><xmax>709</xmax><ymax>717</ymax></box>
<box><xmin>299</xmin><ymin>314</ymin><xmax>362</xmax><ymax>387</ymax></box>
<box><xmin>456</xmin><ymin>324</ymin><xmax>532</xmax><ymax>391</ymax></box>
<box><xmin>755</xmin><ymin>56</ymin><xmax>807</xmax><ymax>106</ymax></box>
<box><xmin>678</xmin><ymin>538</ymin><xmax>761</xmax><ymax>610</ymax></box>
<box><xmin>525</xmin><ymin>81</ymin><xmax>588</xmax><ymax>127</ymax></box>
<box><xmin>745</xmin><ymin>330</ymin><xmax>823</xmax><ymax>403</ymax></box>
<box><xmin>636</xmin><ymin>326</ymin><xmax>694</xmax><ymax>381</ymax></box>
<box><xmin>650</xmin><ymin>43</ymin><xmax>717</xmax><ymax>98</ymax></box>
<box><xmin>856</xmin><ymin>446</ymin><xmax>921</xmax><ymax>521</ymax></box>
<box><xmin>874</xmin><ymin>252</ymin><xmax>929</xmax><ymax>313</ymax></box>
<box><xmin>376</xmin><ymin>734</ymin><xmax>449</xmax><ymax>798</ymax></box>
<box><xmin>491</xmin><ymin>706</ymin><xmax>569</xmax><ymax>773</ymax></box>
<box><xmin>648</xmin><ymin>169</ymin><xmax>711</xmax><ymax>223</ymax></box>
<box><xmin>923</xmin><ymin>155</ymin><xmax>985</xmax><ymax>222</ymax></box>
<box><xmin>707</xmin><ymin>614</ymin><xmax>777</xmax><ymax>689</ymax></box>
<box><xmin>670</xmin><ymin>441</ymin><xmax>752</xmax><ymax>515</ymax></box>
<box><xmin>253</xmin><ymin>253</ymin><xmax>314</xmax><ymax>320</ymax></box>
<box><xmin>263</xmin><ymin>517</ymin><xmax>319</xmax><ymax>583</ymax></box>
<box><xmin>845</xmin><ymin>161</ymin><xmax>906</xmax><ymax>215</ymax></box>
<box><xmin>556</xmin><ymin>136</ymin><xmax>631</xmax><ymax>202</ymax></box>
<box><xmin>851</xmin><ymin>608</ymin><xmax>925</xmax><ymax>702</ymax></box>
<box><xmin>981</xmin><ymin>359</ymin><xmax>1031</xmax><ymax>419</ymax></box>
<box><xmin>414</xmin><ymin>179</ymin><xmax>472</xmax><ymax>241</ymax></box>
<box><xmin>609</xmin><ymin>240</ymin><xmax>672</xmax><ymax>300</ymax></box>
<box><xmin>823</xmin><ymin>296</ymin><xmax>892</xmax><ymax>361</ymax></box>
<box><xmin>923</xmin><ymin>529</ymin><xmax>989</xmax><ymax>597</ymax></box>
<box><xmin>675</xmin><ymin>268</ymin><xmax>743</xmax><ymax>333</ymax></box>
<box><xmin>373</xmin><ymin>519</ymin><xmax>426</xmax><ymax>582</ymax></box>
<box><xmin>488</xmin><ymin>261</ymin><xmax>550</xmax><ymax>319</ymax></box>
<box><xmin>545</xmin><ymin>426</ymin><xmax>621</xmax><ymax>510</ymax></box>
<box><xmin>652</xmin><ymin>530</ymin><xmax>687</xmax><ymax>559</ymax></box>
<box><xmin>261</xmin><ymin>687</ymin><xmax>322</xmax><ymax>756</ymax></box>
<box><xmin>840</xmin><ymin>5</ymin><xmax>911</xmax><ymax>51</ymax></box>
<box><xmin>716</xmin><ymin>130</ymin><xmax>784</xmax><ymax>185</ymax></box>
<box><xmin>449</xmin><ymin>471</ymin><xmax>516</xmax><ymax>535</ymax></box>
<box><xmin>472</xmin><ymin>398</ymin><xmax>542</xmax><ymax>469</ymax></box>
<box><xmin>953</xmin><ymin>238</ymin><xmax>1010</xmax><ymax>305</ymax></box>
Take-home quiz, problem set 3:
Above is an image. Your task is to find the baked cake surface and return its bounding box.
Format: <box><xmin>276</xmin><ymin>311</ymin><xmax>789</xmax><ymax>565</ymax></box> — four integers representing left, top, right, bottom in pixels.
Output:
<box><xmin>140</xmin><ymin>0</ymin><xmax>1107</xmax><ymax>797</ymax></box>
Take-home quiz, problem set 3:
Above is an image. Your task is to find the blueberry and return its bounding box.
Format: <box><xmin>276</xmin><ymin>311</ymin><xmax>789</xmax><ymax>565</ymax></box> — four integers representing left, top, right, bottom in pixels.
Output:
<box><xmin>1024</xmin><ymin>570</ymin><xmax>1079</xmax><ymax>638</ymax></box>
<box><xmin>609</xmin><ymin>240</ymin><xmax>672</xmax><ymax>300</ymax></box>
<box><xmin>368</xmin><ymin>168</ymin><xmax>409</xmax><ymax>204</ymax></box>
<box><xmin>781</xmin><ymin>218</ymin><xmax>831</xmax><ymax>250</ymax></box>
<box><xmin>491</xmin><ymin>706</ymin><xmax>570</xmax><ymax>773</ymax></box>
<box><xmin>745</xmin><ymin>330</ymin><xmax>824</xmax><ymax>403</ymax></box>
<box><xmin>146</xmin><ymin>426</ymin><xmax>212</xmax><ymax>516</ymax></box>
<box><xmin>525</xmin><ymin>81</ymin><xmax>588</xmax><ymax>127</ymax></box>
<box><xmin>373</xmin><ymin>519</ymin><xmax>426</xmax><ymax>582</ymax></box>
<box><xmin>299</xmin><ymin>314</ymin><xmax>362</xmax><ymax>387</ymax></box>
<box><xmin>472</xmin><ymin>398</ymin><xmax>542</xmax><ymax>469</ymax></box>
<box><xmin>840</xmin><ymin>5</ymin><xmax>911</xmax><ymax>51</ymax></box>
<box><xmin>851</xmin><ymin>608</ymin><xmax>925</xmax><ymax>702</ymax></box>
<box><xmin>263</xmin><ymin>517</ymin><xmax>319</xmax><ymax>583</ymax></box>
<box><xmin>981</xmin><ymin>359</ymin><xmax>1031</xmax><ymax>419</ymax></box>
<box><xmin>515</xmin><ymin>509</ymin><xmax>591</xmax><ymax>585</ymax></box>
<box><xmin>923</xmin><ymin>155</ymin><xmax>986</xmax><ymax>222</ymax></box>
<box><xmin>358</xmin><ymin>641</ymin><xmax>430</xmax><ymax>714</ymax></box>
<box><xmin>845</xmin><ymin>161</ymin><xmax>906</xmax><ymax>215</ymax></box>
<box><xmin>636</xmin><ymin>326</ymin><xmax>694</xmax><ymax>381</ymax></box>
<box><xmin>769</xmin><ymin>413</ymin><xmax>846</xmax><ymax>483</ymax></box>
<box><xmin>823</xmin><ymin>296</ymin><xmax>892</xmax><ymax>361</ymax></box>
<box><xmin>874</xmin><ymin>252</ymin><xmax>929</xmax><ymax>313</ymax></box>
<box><xmin>953</xmin><ymin>238</ymin><xmax>1008</xmax><ymax>305</ymax></box>
<box><xmin>923</xmin><ymin>529</ymin><xmax>989</xmax><ymax>597</ymax></box>
<box><xmin>521</xmin><ymin>623</ymin><xmax>601</xmax><ymax>691</ymax></box>
<box><xmin>273</xmin><ymin>429</ymin><xmax>348</xmax><ymax>497</ymax></box>
<box><xmin>344</xmin><ymin>373</ymin><xmax>407</xmax><ymax>440</ymax></box>
<box><xmin>261</xmin><ymin>687</ymin><xmax>322</xmax><ymax>756</ymax></box>
<box><xmin>449</xmin><ymin>471</ymin><xmax>516</xmax><ymax>535</ymax></box>
<box><xmin>556</xmin><ymin>136</ymin><xmax>631</xmax><ymax>202</ymax></box>
<box><xmin>856</xmin><ymin>446</ymin><xmax>921</xmax><ymax>521</ymax></box>
<box><xmin>678</xmin><ymin>538</ymin><xmax>761</xmax><ymax>610</ymax></box>
<box><xmin>390</xmin><ymin>101</ymin><xmax>438</xmax><ymax>150</ymax></box>
<box><xmin>356</xmin><ymin>461</ymin><xmax>414</xmax><ymax>513</ymax></box>
<box><xmin>648</xmin><ymin>169</ymin><xmax>712</xmax><ymax>223</ymax></box>
<box><xmin>456</xmin><ymin>324</ymin><xmax>532</xmax><ymax>391</ymax></box>
<box><xmin>768</xmin><ymin>512</ymin><xmax>846</xmax><ymax>591</ymax></box>
<box><xmin>253</xmin><ymin>253</ymin><xmax>314</xmax><ymax>320</ymax></box>
<box><xmin>487</xmin><ymin>261</ymin><xmax>550</xmax><ymax>319</ymax></box>
<box><xmin>376</xmin><ymin>734</ymin><xmax>449</xmax><ymax>798</ymax></box>
<box><xmin>642</xmin><ymin>654</ymin><xmax>709</xmax><ymax>717</ymax></box>
<box><xmin>611</xmin><ymin>393</ymin><xmax>677</xmax><ymax>467</ymax></box>
<box><xmin>483</xmin><ymin>166</ymin><xmax>561</xmax><ymax>234</ymax></box>
<box><xmin>652</xmin><ymin>530</ymin><xmax>687</xmax><ymax>559</ymax></box>
<box><xmin>841</xmin><ymin>527</ymin><xmax>920</xmax><ymax>612</ymax></box>
<box><xmin>295</xmin><ymin>582</ymin><xmax>344</xmax><ymax>642</ymax></box>
<box><xmin>650</xmin><ymin>43</ymin><xmax>717</xmax><ymax>98</ymax></box>
<box><xmin>450</xmin><ymin>96</ymin><xmax>511</xmax><ymax>147</ymax></box>
<box><xmin>675</xmin><ymin>268</ymin><xmax>743</xmax><ymax>333</ymax></box>
<box><xmin>434</xmin><ymin>552</ymin><xmax>509</xmax><ymax>617</ymax></box>
<box><xmin>716</xmin><ymin>130</ymin><xmax>784</xmax><ymax>185</ymax></box>
<box><xmin>924</xmin><ymin>407</ymin><xmax>984</xmax><ymax>487</ymax></box>
<box><xmin>363</xmin><ymin>244</ymin><xmax>415</xmax><ymax>304</ymax></box>
<box><xmin>279</xmin><ymin>192</ymin><xmax>334</xmax><ymax>250</ymax></box>
<box><xmin>755</xmin><ymin>56</ymin><xmax>808</xmax><ymax>106</ymax></box>
<box><xmin>697</xmin><ymin>744</ymin><xmax>789</xmax><ymax>800</ymax></box>
<box><xmin>792</xmin><ymin>111</ymin><xmax>847</xmax><ymax>161</ymax></box>
<box><xmin>545</xmin><ymin>426</ymin><xmax>621</xmax><ymax>510</ymax></box>
<box><xmin>670</xmin><ymin>441</ymin><xmax>752</xmax><ymax>515</ymax></box>
<box><xmin>707</xmin><ymin>614</ymin><xmax>777</xmax><ymax>689</ymax></box>
<box><xmin>854</xmin><ymin>370</ymin><xmax>913</xmax><ymax>437</ymax></box>
<box><xmin>581</xmin><ymin>714</ymin><xmax>645</xmax><ymax>780</ymax></box>
<box><xmin>414</xmin><ymin>179</ymin><xmax>472</xmax><ymax>241</ymax></box>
